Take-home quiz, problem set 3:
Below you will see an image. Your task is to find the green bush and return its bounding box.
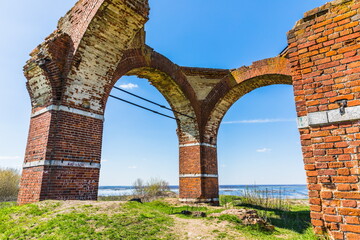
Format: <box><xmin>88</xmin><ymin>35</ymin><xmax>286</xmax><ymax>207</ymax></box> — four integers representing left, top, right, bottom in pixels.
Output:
<box><xmin>0</xmin><ymin>168</ymin><xmax>20</xmax><ymax>202</ymax></box>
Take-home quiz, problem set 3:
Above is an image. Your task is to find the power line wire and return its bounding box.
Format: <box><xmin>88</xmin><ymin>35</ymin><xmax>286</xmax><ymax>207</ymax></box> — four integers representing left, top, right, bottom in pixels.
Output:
<box><xmin>113</xmin><ymin>86</ymin><xmax>194</xmax><ymax>119</ymax></box>
<box><xmin>109</xmin><ymin>94</ymin><xmax>178</xmax><ymax>120</ymax></box>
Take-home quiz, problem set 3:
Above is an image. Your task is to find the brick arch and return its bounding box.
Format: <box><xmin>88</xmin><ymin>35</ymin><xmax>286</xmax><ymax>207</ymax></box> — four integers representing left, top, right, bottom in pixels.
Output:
<box><xmin>103</xmin><ymin>48</ymin><xmax>200</xmax><ymax>143</ymax></box>
<box><xmin>51</xmin><ymin>0</ymin><xmax>149</xmax><ymax>115</ymax></box>
<box><xmin>23</xmin><ymin>0</ymin><xmax>151</xmax><ymax>114</ymax></box>
<box><xmin>24</xmin><ymin>32</ymin><xmax>75</xmax><ymax>109</ymax></box>
<box><xmin>18</xmin><ymin>0</ymin><xmax>153</xmax><ymax>204</ymax></box>
<box><xmin>203</xmin><ymin>57</ymin><xmax>292</xmax><ymax>143</ymax></box>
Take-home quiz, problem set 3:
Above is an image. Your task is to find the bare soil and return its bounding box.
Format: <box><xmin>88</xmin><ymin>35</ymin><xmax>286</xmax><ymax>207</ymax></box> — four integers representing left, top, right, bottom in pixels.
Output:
<box><xmin>171</xmin><ymin>216</ymin><xmax>246</xmax><ymax>240</ymax></box>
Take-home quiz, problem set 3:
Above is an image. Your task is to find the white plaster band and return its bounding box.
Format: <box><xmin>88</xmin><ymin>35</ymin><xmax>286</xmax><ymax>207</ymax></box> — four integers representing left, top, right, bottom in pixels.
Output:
<box><xmin>31</xmin><ymin>105</ymin><xmax>104</xmax><ymax>121</ymax></box>
<box><xmin>297</xmin><ymin>116</ymin><xmax>309</xmax><ymax>129</ymax></box>
<box><xmin>297</xmin><ymin>105</ymin><xmax>360</xmax><ymax>128</ymax></box>
<box><xmin>23</xmin><ymin>160</ymin><xmax>101</xmax><ymax>169</ymax></box>
<box><xmin>179</xmin><ymin>174</ymin><xmax>218</xmax><ymax>178</ymax></box>
<box><xmin>179</xmin><ymin>198</ymin><xmax>219</xmax><ymax>202</ymax></box>
<box><xmin>179</xmin><ymin>143</ymin><xmax>217</xmax><ymax>148</ymax></box>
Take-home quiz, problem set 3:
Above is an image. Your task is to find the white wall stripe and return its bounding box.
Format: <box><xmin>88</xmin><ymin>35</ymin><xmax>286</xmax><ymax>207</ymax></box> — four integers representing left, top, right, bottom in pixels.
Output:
<box><xmin>297</xmin><ymin>105</ymin><xmax>360</xmax><ymax>128</ymax></box>
<box><xmin>23</xmin><ymin>160</ymin><xmax>101</xmax><ymax>169</ymax></box>
<box><xmin>179</xmin><ymin>143</ymin><xmax>217</xmax><ymax>148</ymax></box>
<box><xmin>179</xmin><ymin>198</ymin><xmax>219</xmax><ymax>202</ymax></box>
<box><xmin>297</xmin><ymin>116</ymin><xmax>309</xmax><ymax>128</ymax></box>
<box><xmin>31</xmin><ymin>105</ymin><xmax>104</xmax><ymax>120</ymax></box>
<box><xmin>179</xmin><ymin>174</ymin><xmax>218</xmax><ymax>178</ymax></box>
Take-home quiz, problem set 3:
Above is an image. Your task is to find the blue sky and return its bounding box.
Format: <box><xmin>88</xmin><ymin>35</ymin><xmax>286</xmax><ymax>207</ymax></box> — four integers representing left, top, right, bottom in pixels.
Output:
<box><xmin>0</xmin><ymin>0</ymin><xmax>329</xmax><ymax>186</ymax></box>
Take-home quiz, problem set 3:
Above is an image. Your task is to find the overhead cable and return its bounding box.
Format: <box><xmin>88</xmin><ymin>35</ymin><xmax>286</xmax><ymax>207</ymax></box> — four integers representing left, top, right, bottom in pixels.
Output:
<box><xmin>109</xmin><ymin>94</ymin><xmax>178</xmax><ymax>120</ymax></box>
<box><xmin>113</xmin><ymin>86</ymin><xmax>194</xmax><ymax>119</ymax></box>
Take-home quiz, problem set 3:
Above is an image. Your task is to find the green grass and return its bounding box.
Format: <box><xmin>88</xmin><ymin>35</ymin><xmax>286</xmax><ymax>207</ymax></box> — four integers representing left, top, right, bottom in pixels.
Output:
<box><xmin>0</xmin><ymin>201</ymin><xmax>174</xmax><ymax>240</ymax></box>
<box><xmin>218</xmin><ymin>195</ymin><xmax>322</xmax><ymax>240</ymax></box>
<box><xmin>97</xmin><ymin>195</ymin><xmax>131</xmax><ymax>201</ymax></box>
<box><xmin>146</xmin><ymin>200</ymin><xmax>210</xmax><ymax>216</ymax></box>
<box><xmin>0</xmin><ymin>198</ymin><xmax>322</xmax><ymax>240</ymax></box>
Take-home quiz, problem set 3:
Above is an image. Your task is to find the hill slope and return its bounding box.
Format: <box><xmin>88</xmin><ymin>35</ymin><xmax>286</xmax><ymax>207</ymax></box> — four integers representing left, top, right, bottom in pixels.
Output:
<box><xmin>0</xmin><ymin>199</ymin><xmax>317</xmax><ymax>240</ymax></box>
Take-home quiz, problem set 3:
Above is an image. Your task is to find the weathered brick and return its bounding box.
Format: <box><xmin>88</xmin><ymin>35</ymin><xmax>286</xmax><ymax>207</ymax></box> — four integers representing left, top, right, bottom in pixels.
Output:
<box><xmin>345</xmin><ymin>216</ymin><xmax>360</xmax><ymax>224</ymax></box>
<box><xmin>19</xmin><ymin>1</ymin><xmax>360</xmax><ymax>239</ymax></box>
<box><xmin>341</xmin><ymin>224</ymin><xmax>360</xmax><ymax>233</ymax></box>
<box><xmin>342</xmin><ymin>200</ymin><xmax>357</xmax><ymax>208</ymax></box>
<box><xmin>324</xmin><ymin>214</ymin><xmax>342</xmax><ymax>223</ymax></box>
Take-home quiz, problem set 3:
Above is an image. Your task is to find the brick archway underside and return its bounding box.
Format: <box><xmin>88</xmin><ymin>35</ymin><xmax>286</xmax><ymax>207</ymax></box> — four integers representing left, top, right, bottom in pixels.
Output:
<box><xmin>19</xmin><ymin>0</ymin><xmax>360</xmax><ymax>239</ymax></box>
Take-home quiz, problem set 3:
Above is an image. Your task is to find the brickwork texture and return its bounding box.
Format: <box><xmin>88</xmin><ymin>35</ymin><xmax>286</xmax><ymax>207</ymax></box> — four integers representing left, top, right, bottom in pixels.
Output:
<box><xmin>19</xmin><ymin>0</ymin><xmax>360</xmax><ymax>238</ymax></box>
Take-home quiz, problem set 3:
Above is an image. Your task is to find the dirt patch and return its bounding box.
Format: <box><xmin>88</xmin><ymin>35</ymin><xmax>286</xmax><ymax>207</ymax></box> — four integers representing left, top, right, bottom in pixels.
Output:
<box><xmin>37</xmin><ymin>200</ymin><xmax>126</xmax><ymax>216</ymax></box>
<box><xmin>171</xmin><ymin>216</ymin><xmax>245</xmax><ymax>240</ymax></box>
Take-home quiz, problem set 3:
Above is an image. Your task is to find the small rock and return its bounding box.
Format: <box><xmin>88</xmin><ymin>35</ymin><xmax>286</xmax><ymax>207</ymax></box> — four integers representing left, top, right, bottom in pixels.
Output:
<box><xmin>180</xmin><ymin>210</ymin><xmax>192</xmax><ymax>215</ymax></box>
<box><xmin>129</xmin><ymin>198</ymin><xmax>142</xmax><ymax>203</ymax></box>
<box><xmin>211</xmin><ymin>208</ymin><xmax>274</xmax><ymax>232</ymax></box>
<box><xmin>192</xmin><ymin>211</ymin><xmax>207</xmax><ymax>217</ymax></box>
<box><xmin>265</xmin><ymin>224</ymin><xmax>275</xmax><ymax>231</ymax></box>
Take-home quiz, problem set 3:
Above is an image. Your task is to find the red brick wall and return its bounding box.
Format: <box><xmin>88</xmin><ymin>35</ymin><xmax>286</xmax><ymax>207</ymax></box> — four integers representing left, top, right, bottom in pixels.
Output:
<box><xmin>179</xmin><ymin>177</ymin><xmax>218</xmax><ymax>201</ymax></box>
<box><xmin>18</xmin><ymin>109</ymin><xmax>103</xmax><ymax>204</ymax></box>
<box><xmin>46</xmin><ymin>110</ymin><xmax>103</xmax><ymax>163</ymax></box>
<box><xmin>39</xmin><ymin>166</ymin><xmax>99</xmax><ymax>201</ymax></box>
<box><xmin>18</xmin><ymin>166</ymin><xmax>45</xmax><ymax>204</ymax></box>
<box><xmin>179</xmin><ymin>144</ymin><xmax>219</xmax><ymax>203</ymax></box>
<box><xmin>24</xmin><ymin>112</ymin><xmax>52</xmax><ymax>163</ymax></box>
<box><xmin>288</xmin><ymin>0</ymin><xmax>360</xmax><ymax>239</ymax></box>
<box><xmin>180</xmin><ymin>145</ymin><xmax>202</xmax><ymax>174</ymax></box>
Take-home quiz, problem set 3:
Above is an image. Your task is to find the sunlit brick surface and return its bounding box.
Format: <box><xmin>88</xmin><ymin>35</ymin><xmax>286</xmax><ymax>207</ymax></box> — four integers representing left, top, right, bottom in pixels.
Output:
<box><xmin>20</xmin><ymin>1</ymin><xmax>360</xmax><ymax>238</ymax></box>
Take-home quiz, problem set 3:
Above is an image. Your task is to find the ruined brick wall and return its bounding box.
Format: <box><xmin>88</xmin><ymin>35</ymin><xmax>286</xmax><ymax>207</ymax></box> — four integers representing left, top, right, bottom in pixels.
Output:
<box><xmin>177</xmin><ymin>68</ymin><xmax>231</xmax><ymax>203</ymax></box>
<box><xmin>19</xmin><ymin>0</ymin><xmax>151</xmax><ymax>204</ymax></box>
<box><xmin>176</xmin><ymin>60</ymin><xmax>292</xmax><ymax>203</ymax></box>
<box><xmin>19</xmin><ymin>0</ymin><xmax>360</xmax><ymax>238</ymax></box>
<box><xmin>19</xmin><ymin>0</ymin><xmax>202</xmax><ymax>205</ymax></box>
<box><xmin>288</xmin><ymin>0</ymin><xmax>360</xmax><ymax>239</ymax></box>
<box><xmin>18</xmin><ymin>109</ymin><xmax>103</xmax><ymax>204</ymax></box>
<box><xmin>203</xmin><ymin>57</ymin><xmax>292</xmax><ymax>144</ymax></box>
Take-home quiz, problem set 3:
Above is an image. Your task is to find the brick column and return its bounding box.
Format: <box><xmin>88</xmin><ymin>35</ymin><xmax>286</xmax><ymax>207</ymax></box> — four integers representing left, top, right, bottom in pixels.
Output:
<box><xmin>179</xmin><ymin>142</ymin><xmax>219</xmax><ymax>204</ymax></box>
<box><xmin>18</xmin><ymin>106</ymin><xmax>103</xmax><ymax>204</ymax></box>
<box><xmin>288</xmin><ymin>1</ymin><xmax>360</xmax><ymax>239</ymax></box>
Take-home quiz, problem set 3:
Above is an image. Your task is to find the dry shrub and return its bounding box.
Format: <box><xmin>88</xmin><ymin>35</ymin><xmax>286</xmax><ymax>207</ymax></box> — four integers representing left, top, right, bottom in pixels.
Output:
<box><xmin>0</xmin><ymin>168</ymin><xmax>21</xmax><ymax>202</ymax></box>
<box><xmin>133</xmin><ymin>178</ymin><xmax>146</xmax><ymax>197</ymax></box>
<box><xmin>133</xmin><ymin>178</ymin><xmax>171</xmax><ymax>202</ymax></box>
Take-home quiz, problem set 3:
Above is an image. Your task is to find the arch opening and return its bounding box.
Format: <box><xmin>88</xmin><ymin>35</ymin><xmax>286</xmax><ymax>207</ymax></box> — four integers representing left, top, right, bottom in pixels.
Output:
<box><xmin>99</xmin><ymin>62</ymin><xmax>200</xmax><ymax>194</ymax></box>
<box><xmin>204</xmin><ymin>74</ymin><xmax>292</xmax><ymax>143</ymax></box>
<box><xmin>215</xmin><ymin>84</ymin><xmax>311</xmax><ymax>233</ymax></box>
<box><xmin>217</xmin><ymin>84</ymin><xmax>305</xmax><ymax>187</ymax></box>
<box><xmin>100</xmin><ymin>75</ymin><xmax>179</xmax><ymax>188</ymax></box>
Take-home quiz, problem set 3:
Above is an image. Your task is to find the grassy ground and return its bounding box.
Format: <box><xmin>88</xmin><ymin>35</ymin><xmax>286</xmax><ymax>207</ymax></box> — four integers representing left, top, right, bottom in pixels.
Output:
<box><xmin>219</xmin><ymin>196</ymin><xmax>319</xmax><ymax>240</ymax></box>
<box><xmin>0</xmin><ymin>201</ymin><xmax>174</xmax><ymax>240</ymax></box>
<box><xmin>0</xmin><ymin>197</ymin><xmax>322</xmax><ymax>240</ymax></box>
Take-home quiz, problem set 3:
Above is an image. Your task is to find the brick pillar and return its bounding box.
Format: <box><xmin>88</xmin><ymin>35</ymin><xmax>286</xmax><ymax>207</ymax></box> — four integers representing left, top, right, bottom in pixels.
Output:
<box><xmin>179</xmin><ymin>141</ymin><xmax>219</xmax><ymax>204</ymax></box>
<box><xmin>18</xmin><ymin>106</ymin><xmax>103</xmax><ymax>204</ymax></box>
<box><xmin>288</xmin><ymin>1</ymin><xmax>360</xmax><ymax>239</ymax></box>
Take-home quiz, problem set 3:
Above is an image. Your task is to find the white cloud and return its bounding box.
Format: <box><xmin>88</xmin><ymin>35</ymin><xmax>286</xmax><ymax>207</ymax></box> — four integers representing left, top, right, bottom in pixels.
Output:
<box><xmin>222</xmin><ymin>118</ymin><xmax>295</xmax><ymax>124</ymax></box>
<box><xmin>102</xmin><ymin>159</ymin><xmax>109</xmax><ymax>162</ymax></box>
<box><xmin>256</xmin><ymin>148</ymin><xmax>272</xmax><ymax>153</ymax></box>
<box><xmin>0</xmin><ymin>156</ymin><xmax>20</xmax><ymax>160</ymax></box>
<box><xmin>118</xmin><ymin>83</ymin><xmax>139</xmax><ymax>89</ymax></box>
<box><xmin>128</xmin><ymin>165</ymin><xmax>138</xmax><ymax>169</ymax></box>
